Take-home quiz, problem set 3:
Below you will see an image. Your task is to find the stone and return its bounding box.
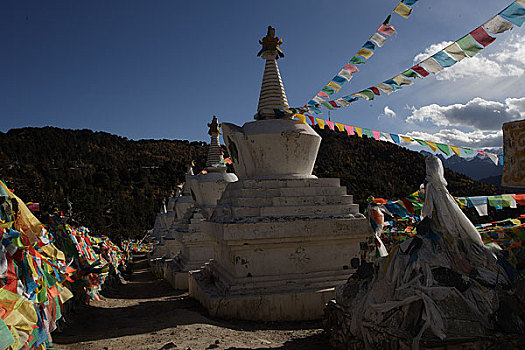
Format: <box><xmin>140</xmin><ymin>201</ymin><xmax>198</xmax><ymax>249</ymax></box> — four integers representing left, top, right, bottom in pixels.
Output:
<box><xmin>502</xmin><ymin>119</ymin><xmax>525</xmax><ymax>188</ymax></box>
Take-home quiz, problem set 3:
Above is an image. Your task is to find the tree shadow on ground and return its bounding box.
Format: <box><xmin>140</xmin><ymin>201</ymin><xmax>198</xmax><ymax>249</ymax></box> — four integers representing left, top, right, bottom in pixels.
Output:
<box><xmin>225</xmin><ymin>332</ymin><xmax>331</xmax><ymax>350</ymax></box>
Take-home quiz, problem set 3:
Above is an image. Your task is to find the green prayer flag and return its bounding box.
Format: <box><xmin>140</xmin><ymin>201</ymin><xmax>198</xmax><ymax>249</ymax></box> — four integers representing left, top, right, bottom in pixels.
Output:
<box><xmin>321</xmin><ymin>86</ymin><xmax>335</xmax><ymax>95</ymax></box>
<box><xmin>363</xmin><ymin>128</ymin><xmax>373</xmax><ymax>138</ymax></box>
<box><xmin>0</xmin><ymin>318</ymin><xmax>15</xmax><ymax>350</ymax></box>
<box><xmin>456</xmin><ymin>35</ymin><xmax>483</xmax><ymax>57</ymax></box>
<box><xmin>349</xmin><ymin>56</ymin><xmax>367</xmax><ymax>64</ymax></box>
<box><xmin>401</xmin><ymin>69</ymin><xmax>420</xmax><ymax>78</ymax></box>
<box><xmin>321</xmin><ymin>102</ymin><xmax>334</xmax><ymax>110</ymax></box>
<box><xmin>358</xmin><ymin>90</ymin><xmax>375</xmax><ymax>100</ymax></box>
<box><xmin>415</xmin><ymin>139</ymin><xmax>428</xmax><ymax>147</ymax></box>
<box><xmin>461</xmin><ymin>147</ymin><xmax>475</xmax><ymax>155</ymax></box>
<box><xmin>436</xmin><ymin>143</ymin><xmax>451</xmax><ymax>156</ymax></box>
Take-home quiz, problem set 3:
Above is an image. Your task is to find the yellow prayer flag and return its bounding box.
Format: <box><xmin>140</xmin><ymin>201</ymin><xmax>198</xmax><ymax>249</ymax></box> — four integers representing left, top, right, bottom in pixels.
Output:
<box><xmin>335</xmin><ymin>123</ymin><xmax>345</xmax><ymax>132</ymax></box>
<box><xmin>316</xmin><ymin>118</ymin><xmax>326</xmax><ymax>129</ymax></box>
<box><xmin>59</xmin><ymin>286</ymin><xmax>74</xmax><ymax>304</ymax></box>
<box><xmin>357</xmin><ymin>48</ymin><xmax>374</xmax><ymax>59</ymax></box>
<box><xmin>295</xmin><ymin>114</ymin><xmax>306</xmax><ymax>124</ymax></box>
<box><xmin>394</xmin><ymin>2</ymin><xmax>413</xmax><ymax>18</ymax></box>
<box><xmin>354</xmin><ymin>127</ymin><xmax>363</xmax><ymax>137</ymax></box>
<box><xmin>401</xmin><ymin>136</ymin><xmax>414</xmax><ymax>144</ymax></box>
<box><xmin>425</xmin><ymin>141</ymin><xmax>438</xmax><ymax>152</ymax></box>
<box><xmin>327</xmin><ymin>81</ymin><xmax>341</xmax><ymax>92</ymax></box>
<box><xmin>450</xmin><ymin>145</ymin><xmax>461</xmax><ymax>157</ymax></box>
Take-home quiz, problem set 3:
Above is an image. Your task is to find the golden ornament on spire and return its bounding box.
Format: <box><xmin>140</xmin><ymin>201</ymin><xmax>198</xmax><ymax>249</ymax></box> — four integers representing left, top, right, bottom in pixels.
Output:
<box><xmin>257</xmin><ymin>26</ymin><xmax>284</xmax><ymax>59</ymax></box>
<box><xmin>207</xmin><ymin>115</ymin><xmax>221</xmax><ymax>135</ymax></box>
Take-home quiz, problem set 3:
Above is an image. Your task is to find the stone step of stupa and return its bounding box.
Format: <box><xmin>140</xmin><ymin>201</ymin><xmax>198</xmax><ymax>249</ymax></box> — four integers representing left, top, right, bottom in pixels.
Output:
<box><xmin>229</xmin><ymin>194</ymin><xmax>354</xmax><ymax>207</ymax></box>
<box><xmin>223</xmin><ymin>186</ymin><xmax>348</xmax><ymax>199</ymax></box>
<box><xmin>229</xmin><ymin>203</ymin><xmax>359</xmax><ymax>218</ymax></box>
<box><xmin>227</xmin><ymin>178</ymin><xmax>341</xmax><ymax>190</ymax></box>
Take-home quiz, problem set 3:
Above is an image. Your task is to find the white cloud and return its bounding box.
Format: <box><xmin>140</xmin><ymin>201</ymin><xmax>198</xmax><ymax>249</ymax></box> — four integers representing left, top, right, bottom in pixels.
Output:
<box><xmin>407</xmin><ymin>97</ymin><xmax>525</xmax><ymax>131</ymax></box>
<box><xmin>379</xmin><ymin>106</ymin><xmax>396</xmax><ymax>119</ymax></box>
<box><xmin>412</xmin><ymin>35</ymin><xmax>525</xmax><ymax>81</ymax></box>
<box><xmin>406</xmin><ymin>129</ymin><xmax>503</xmax><ymax>148</ymax></box>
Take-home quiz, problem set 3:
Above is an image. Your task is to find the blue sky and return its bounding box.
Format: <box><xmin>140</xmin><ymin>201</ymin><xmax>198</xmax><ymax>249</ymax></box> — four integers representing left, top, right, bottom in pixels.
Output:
<box><xmin>1</xmin><ymin>0</ymin><xmax>524</xmax><ymax>147</ymax></box>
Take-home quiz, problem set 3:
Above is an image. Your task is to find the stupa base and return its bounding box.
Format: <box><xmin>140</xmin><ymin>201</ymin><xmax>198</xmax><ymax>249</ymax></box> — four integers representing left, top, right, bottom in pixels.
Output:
<box><xmin>189</xmin><ymin>269</ymin><xmax>335</xmax><ymax>321</ymax></box>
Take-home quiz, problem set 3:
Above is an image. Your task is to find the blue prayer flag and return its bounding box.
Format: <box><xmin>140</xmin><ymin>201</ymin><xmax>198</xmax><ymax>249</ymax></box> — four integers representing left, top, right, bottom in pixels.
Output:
<box><xmin>499</xmin><ymin>2</ymin><xmax>525</xmax><ymax>27</ymax></box>
<box><xmin>432</xmin><ymin>51</ymin><xmax>456</xmax><ymax>68</ymax></box>
<box><xmin>390</xmin><ymin>134</ymin><xmax>400</xmax><ymax>144</ymax></box>
<box><xmin>332</xmin><ymin>75</ymin><xmax>347</xmax><ymax>84</ymax></box>
<box><xmin>362</xmin><ymin>41</ymin><xmax>376</xmax><ymax>50</ymax></box>
<box><xmin>402</xmin><ymin>0</ymin><xmax>419</xmax><ymax>6</ymax></box>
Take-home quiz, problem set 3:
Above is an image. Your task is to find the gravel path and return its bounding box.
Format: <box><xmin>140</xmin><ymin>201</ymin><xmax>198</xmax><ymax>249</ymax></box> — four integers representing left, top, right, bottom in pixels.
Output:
<box><xmin>53</xmin><ymin>255</ymin><xmax>330</xmax><ymax>350</ymax></box>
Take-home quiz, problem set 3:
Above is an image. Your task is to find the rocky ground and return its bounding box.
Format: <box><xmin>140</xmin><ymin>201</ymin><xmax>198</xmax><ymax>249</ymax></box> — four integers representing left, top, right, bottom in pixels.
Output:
<box><xmin>53</xmin><ymin>255</ymin><xmax>330</xmax><ymax>350</ymax></box>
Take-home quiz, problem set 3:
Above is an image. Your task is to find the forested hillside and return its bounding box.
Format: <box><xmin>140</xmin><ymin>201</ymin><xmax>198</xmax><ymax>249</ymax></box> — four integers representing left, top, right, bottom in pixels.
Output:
<box><xmin>0</xmin><ymin>126</ymin><xmax>507</xmax><ymax>240</ymax></box>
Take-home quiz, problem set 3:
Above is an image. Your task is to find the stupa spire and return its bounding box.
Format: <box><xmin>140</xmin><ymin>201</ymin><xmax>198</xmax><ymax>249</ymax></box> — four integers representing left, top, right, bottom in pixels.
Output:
<box><xmin>255</xmin><ymin>26</ymin><xmax>290</xmax><ymax>120</ymax></box>
<box><xmin>205</xmin><ymin>115</ymin><xmax>224</xmax><ymax>170</ymax></box>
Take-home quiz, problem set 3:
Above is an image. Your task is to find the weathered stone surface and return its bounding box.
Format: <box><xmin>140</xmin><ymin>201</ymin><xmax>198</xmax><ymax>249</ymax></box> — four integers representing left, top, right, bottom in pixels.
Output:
<box><xmin>502</xmin><ymin>119</ymin><xmax>525</xmax><ymax>188</ymax></box>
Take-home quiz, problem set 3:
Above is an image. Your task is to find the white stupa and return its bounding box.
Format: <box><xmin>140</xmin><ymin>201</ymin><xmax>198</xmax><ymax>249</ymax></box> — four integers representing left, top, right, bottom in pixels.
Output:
<box><xmin>188</xmin><ymin>27</ymin><xmax>371</xmax><ymax>321</ymax></box>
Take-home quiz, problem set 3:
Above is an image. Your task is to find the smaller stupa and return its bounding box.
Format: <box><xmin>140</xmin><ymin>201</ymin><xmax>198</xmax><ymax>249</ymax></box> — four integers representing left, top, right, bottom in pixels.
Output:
<box><xmin>162</xmin><ymin>116</ymin><xmax>238</xmax><ymax>289</ymax></box>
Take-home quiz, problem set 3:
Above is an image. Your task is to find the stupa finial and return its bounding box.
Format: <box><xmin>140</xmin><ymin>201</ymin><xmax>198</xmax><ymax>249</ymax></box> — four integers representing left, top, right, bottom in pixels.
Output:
<box><xmin>257</xmin><ymin>26</ymin><xmax>284</xmax><ymax>60</ymax></box>
<box><xmin>207</xmin><ymin>115</ymin><xmax>221</xmax><ymax>136</ymax></box>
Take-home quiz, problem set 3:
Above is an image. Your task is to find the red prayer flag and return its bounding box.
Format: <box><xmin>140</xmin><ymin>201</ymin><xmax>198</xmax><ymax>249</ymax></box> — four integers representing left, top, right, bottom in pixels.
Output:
<box><xmin>513</xmin><ymin>194</ymin><xmax>525</xmax><ymax>205</ymax></box>
<box><xmin>470</xmin><ymin>26</ymin><xmax>496</xmax><ymax>47</ymax></box>
<box><xmin>372</xmin><ymin>130</ymin><xmax>381</xmax><ymax>140</ymax></box>
<box><xmin>368</xmin><ymin>87</ymin><xmax>380</xmax><ymax>96</ymax></box>
<box><xmin>328</xmin><ymin>101</ymin><xmax>340</xmax><ymax>108</ymax></box>
<box><xmin>318</xmin><ymin>91</ymin><xmax>329</xmax><ymax>98</ymax></box>
<box><xmin>345</xmin><ymin>125</ymin><xmax>355</xmax><ymax>136</ymax></box>
<box><xmin>326</xmin><ymin>120</ymin><xmax>335</xmax><ymax>130</ymax></box>
<box><xmin>476</xmin><ymin>150</ymin><xmax>485</xmax><ymax>156</ymax></box>
<box><xmin>411</xmin><ymin>64</ymin><xmax>430</xmax><ymax>77</ymax></box>
<box><xmin>343</xmin><ymin>64</ymin><xmax>359</xmax><ymax>73</ymax></box>
<box><xmin>378</xmin><ymin>24</ymin><xmax>395</xmax><ymax>36</ymax></box>
<box><xmin>306</xmin><ymin>115</ymin><xmax>315</xmax><ymax>126</ymax></box>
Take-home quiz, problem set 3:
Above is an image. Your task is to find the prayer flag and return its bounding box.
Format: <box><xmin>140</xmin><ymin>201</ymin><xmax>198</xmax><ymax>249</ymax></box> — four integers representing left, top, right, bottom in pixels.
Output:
<box><xmin>344</xmin><ymin>63</ymin><xmax>359</xmax><ymax>73</ymax></box>
<box><xmin>383</xmin><ymin>79</ymin><xmax>402</xmax><ymax>91</ymax></box>
<box><xmin>456</xmin><ymin>34</ymin><xmax>483</xmax><ymax>57</ymax></box>
<box><xmin>332</xmin><ymin>75</ymin><xmax>347</xmax><ymax>85</ymax></box>
<box><xmin>335</xmin><ymin>122</ymin><xmax>345</xmax><ymax>132</ymax></box>
<box><xmin>310</xmin><ymin>106</ymin><xmax>322</xmax><ymax>114</ymax></box>
<box><xmin>338</xmin><ymin>69</ymin><xmax>353</xmax><ymax>81</ymax></box>
<box><xmin>354</xmin><ymin>127</ymin><xmax>363</xmax><ymax>137</ymax></box>
<box><xmin>402</xmin><ymin>0</ymin><xmax>419</xmax><ymax>5</ymax></box>
<box><xmin>307</xmin><ymin>115</ymin><xmax>315</xmax><ymax>126</ymax></box>
<box><xmin>335</xmin><ymin>98</ymin><xmax>351</xmax><ymax>107</ymax></box>
<box><xmin>295</xmin><ymin>114</ymin><xmax>306</xmax><ymax>124</ymax></box>
<box><xmin>378</xmin><ymin>24</ymin><xmax>396</xmax><ymax>36</ymax></box>
<box><xmin>470</xmin><ymin>26</ymin><xmax>496</xmax><ymax>47</ymax></box>
<box><xmin>415</xmin><ymin>139</ymin><xmax>427</xmax><ymax>146</ymax></box>
<box><xmin>342</xmin><ymin>96</ymin><xmax>359</xmax><ymax>103</ymax></box>
<box><xmin>401</xmin><ymin>135</ymin><xmax>414</xmax><ymax>143</ymax></box>
<box><xmin>362</xmin><ymin>41</ymin><xmax>376</xmax><ymax>50</ymax></box>
<box><xmin>411</xmin><ymin>64</ymin><xmax>430</xmax><ymax>77</ymax></box>
<box><xmin>432</xmin><ymin>51</ymin><xmax>457</xmax><ymax>68</ymax></box>
<box><xmin>450</xmin><ymin>145</ymin><xmax>461</xmax><ymax>157</ymax></box>
<box><xmin>327</xmin><ymin>81</ymin><xmax>341</xmax><ymax>92</ymax></box>
<box><xmin>420</xmin><ymin>57</ymin><xmax>444</xmax><ymax>73</ymax></box>
<box><xmin>308</xmin><ymin>99</ymin><xmax>318</xmax><ymax>106</ymax></box>
<box><xmin>392</xmin><ymin>74</ymin><xmax>413</xmax><ymax>86</ymax></box>
<box><xmin>317</xmin><ymin>91</ymin><xmax>329</xmax><ymax>98</ymax></box>
<box><xmin>363</xmin><ymin>128</ymin><xmax>373</xmax><ymax>138</ymax></box>
<box><xmin>322</xmin><ymin>86</ymin><xmax>336</xmax><ymax>95</ymax></box>
<box><xmin>369</xmin><ymin>33</ymin><xmax>387</xmax><ymax>47</ymax></box>
<box><xmin>350</xmin><ymin>56</ymin><xmax>367</xmax><ymax>64</ymax></box>
<box><xmin>368</xmin><ymin>86</ymin><xmax>380</xmax><ymax>95</ymax></box>
<box><xmin>461</xmin><ymin>147</ymin><xmax>475</xmax><ymax>155</ymax></box>
<box><xmin>381</xmin><ymin>132</ymin><xmax>394</xmax><ymax>143</ymax></box>
<box><xmin>425</xmin><ymin>141</ymin><xmax>438</xmax><ymax>152</ymax></box>
<box><xmin>328</xmin><ymin>101</ymin><xmax>340</xmax><ymax>108</ymax></box>
<box><xmin>383</xmin><ymin>14</ymin><xmax>392</xmax><ymax>25</ymax></box>
<box><xmin>468</xmin><ymin>196</ymin><xmax>488</xmax><ymax>216</ymax></box>
<box><xmin>394</xmin><ymin>2</ymin><xmax>413</xmax><ymax>18</ymax></box>
<box><xmin>436</xmin><ymin>143</ymin><xmax>451</xmax><ymax>156</ymax></box>
<box><xmin>357</xmin><ymin>48</ymin><xmax>374</xmax><ymax>59</ymax></box>
<box><xmin>372</xmin><ymin>130</ymin><xmax>381</xmax><ymax>140</ymax></box>
<box><xmin>312</xmin><ymin>96</ymin><xmax>325</xmax><ymax>104</ymax></box>
<box><xmin>326</xmin><ymin>120</ymin><xmax>335</xmax><ymax>130</ymax></box>
<box><xmin>391</xmin><ymin>134</ymin><xmax>400</xmax><ymax>144</ymax></box>
<box><xmin>376</xmin><ymin>83</ymin><xmax>394</xmax><ymax>94</ymax></box>
<box><xmin>316</xmin><ymin>118</ymin><xmax>326</xmax><ymax>129</ymax></box>
<box><xmin>476</xmin><ymin>150</ymin><xmax>486</xmax><ymax>156</ymax></box>
<box><xmin>499</xmin><ymin>155</ymin><xmax>504</xmax><ymax>165</ymax></box>
<box><xmin>345</xmin><ymin>125</ymin><xmax>355</xmax><ymax>136</ymax></box>
<box><xmin>486</xmin><ymin>152</ymin><xmax>499</xmax><ymax>165</ymax></box>
<box><xmin>483</xmin><ymin>15</ymin><xmax>514</xmax><ymax>34</ymax></box>
<box><xmin>352</xmin><ymin>90</ymin><xmax>375</xmax><ymax>100</ymax></box>
<box><xmin>321</xmin><ymin>102</ymin><xmax>334</xmax><ymax>110</ymax></box>
<box><xmin>513</xmin><ymin>193</ymin><xmax>525</xmax><ymax>205</ymax></box>
<box><xmin>499</xmin><ymin>2</ymin><xmax>525</xmax><ymax>27</ymax></box>
<box><xmin>401</xmin><ymin>69</ymin><xmax>420</xmax><ymax>78</ymax></box>
<box><xmin>444</xmin><ymin>42</ymin><xmax>468</xmax><ymax>62</ymax></box>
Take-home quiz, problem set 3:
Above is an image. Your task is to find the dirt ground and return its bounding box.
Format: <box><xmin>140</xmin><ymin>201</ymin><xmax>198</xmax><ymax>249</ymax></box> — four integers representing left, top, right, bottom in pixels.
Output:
<box><xmin>53</xmin><ymin>255</ymin><xmax>331</xmax><ymax>350</ymax></box>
